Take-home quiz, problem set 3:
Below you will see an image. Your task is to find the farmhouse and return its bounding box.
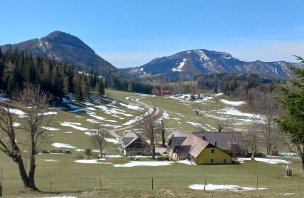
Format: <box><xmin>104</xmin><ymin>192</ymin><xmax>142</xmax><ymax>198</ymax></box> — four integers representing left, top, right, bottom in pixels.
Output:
<box><xmin>181</xmin><ymin>133</ymin><xmax>233</xmax><ymax>164</ymax></box>
<box><xmin>168</xmin><ymin>130</ymin><xmax>187</xmax><ymax>149</ymax></box>
<box><xmin>199</xmin><ymin>132</ymin><xmax>246</xmax><ymax>157</ymax></box>
<box><xmin>167</xmin><ymin>129</ymin><xmax>188</xmax><ymax>160</ymax></box>
<box><xmin>120</xmin><ymin>132</ymin><xmax>150</xmax><ymax>156</ymax></box>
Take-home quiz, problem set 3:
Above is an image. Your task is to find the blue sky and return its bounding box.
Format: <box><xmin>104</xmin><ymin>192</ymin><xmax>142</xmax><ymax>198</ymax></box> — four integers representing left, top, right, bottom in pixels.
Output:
<box><xmin>1</xmin><ymin>0</ymin><xmax>303</xmax><ymax>67</ymax></box>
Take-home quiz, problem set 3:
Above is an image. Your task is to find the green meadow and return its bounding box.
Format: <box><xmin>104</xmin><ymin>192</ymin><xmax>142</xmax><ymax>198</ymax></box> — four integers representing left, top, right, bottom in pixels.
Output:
<box><xmin>0</xmin><ymin>90</ymin><xmax>302</xmax><ymax>197</ymax></box>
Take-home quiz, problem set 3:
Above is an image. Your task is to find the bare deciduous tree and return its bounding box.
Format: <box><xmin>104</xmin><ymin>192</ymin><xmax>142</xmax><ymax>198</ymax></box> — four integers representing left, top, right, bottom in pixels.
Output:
<box><xmin>251</xmin><ymin>92</ymin><xmax>282</xmax><ymax>155</ymax></box>
<box><xmin>217</xmin><ymin>120</ymin><xmax>229</xmax><ymax>132</ymax></box>
<box><xmin>192</xmin><ymin>103</ymin><xmax>200</xmax><ymax>116</ymax></box>
<box><xmin>91</xmin><ymin>129</ymin><xmax>107</xmax><ymax>158</ymax></box>
<box><xmin>0</xmin><ymin>86</ymin><xmax>53</xmax><ymax>191</ymax></box>
<box><xmin>244</xmin><ymin>125</ymin><xmax>261</xmax><ymax>161</ymax></box>
<box><xmin>141</xmin><ymin>113</ymin><xmax>160</xmax><ymax>159</ymax></box>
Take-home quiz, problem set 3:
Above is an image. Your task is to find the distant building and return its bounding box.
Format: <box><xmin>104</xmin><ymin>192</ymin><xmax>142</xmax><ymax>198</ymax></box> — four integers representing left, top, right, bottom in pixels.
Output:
<box><xmin>120</xmin><ymin>132</ymin><xmax>150</xmax><ymax>156</ymax></box>
<box><xmin>160</xmin><ymin>90</ymin><xmax>173</xmax><ymax>96</ymax></box>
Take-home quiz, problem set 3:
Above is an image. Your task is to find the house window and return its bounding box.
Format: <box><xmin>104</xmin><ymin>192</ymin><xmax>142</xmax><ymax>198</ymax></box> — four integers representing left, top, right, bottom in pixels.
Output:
<box><xmin>210</xmin><ymin>159</ymin><xmax>214</xmax><ymax>164</ymax></box>
<box><xmin>224</xmin><ymin>159</ymin><xmax>227</xmax><ymax>164</ymax></box>
<box><xmin>211</xmin><ymin>148</ymin><xmax>215</xmax><ymax>153</ymax></box>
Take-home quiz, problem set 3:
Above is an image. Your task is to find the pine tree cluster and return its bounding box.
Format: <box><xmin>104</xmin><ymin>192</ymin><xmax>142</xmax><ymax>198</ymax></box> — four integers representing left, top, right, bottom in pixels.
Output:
<box><xmin>0</xmin><ymin>48</ymin><xmax>154</xmax><ymax>100</ymax></box>
<box><xmin>0</xmin><ymin>48</ymin><xmax>103</xmax><ymax>101</ymax></box>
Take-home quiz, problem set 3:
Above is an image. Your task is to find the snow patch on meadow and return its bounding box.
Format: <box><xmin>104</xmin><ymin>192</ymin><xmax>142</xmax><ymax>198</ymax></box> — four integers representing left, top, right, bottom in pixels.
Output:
<box><xmin>13</xmin><ymin>122</ymin><xmax>21</xmax><ymax>127</ymax></box>
<box><xmin>220</xmin><ymin>99</ymin><xmax>246</xmax><ymax>106</ymax></box>
<box><xmin>41</xmin><ymin>196</ymin><xmax>76</xmax><ymax>198</ymax></box>
<box><xmin>214</xmin><ymin>93</ymin><xmax>224</xmax><ymax>97</ymax></box>
<box><xmin>108</xmin><ymin>108</ymin><xmax>133</xmax><ymax>117</ymax></box>
<box><xmin>85</xmin><ymin>107</ymin><xmax>96</xmax><ymax>111</ymax></box>
<box><xmin>119</xmin><ymin>103</ymin><xmax>144</xmax><ymax>111</ymax></box>
<box><xmin>189</xmin><ymin>184</ymin><xmax>267</xmax><ymax>191</ymax></box>
<box><xmin>90</xmin><ymin>114</ymin><xmax>106</xmax><ymax>121</ymax></box>
<box><xmin>45</xmin><ymin>159</ymin><xmax>59</xmax><ymax>162</ymax></box>
<box><xmin>8</xmin><ymin>108</ymin><xmax>26</xmax><ymax>118</ymax></box>
<box><xmin>60</xmin><ymin>122</ymin><xmax>88</xmax><ymax>131</ymax></box>
<box><xmin>161</xmin><ymin>111</ymin><xmax>169</xmax><ymax>119</ymax></box>
<box><xmin>104</xmin><ymin>137</ymin><xmax>120</xmax><ymax>144</ymax></box>
<box><xmin>122</xmin><ymin>108</ymin><xmax>154</xmax><ymax>126</ymax></box>
<box><xmin>187</xmin><ymin>122</ymin><xmax>210</xmax><ymax>131</ymax></box>
<box><xmin>237</xmin><ymin>158</ymin><xmax>291</xmax><ymax>164</ymax></box>
<box><xmin>114</xmin><ymin>161</ymin><xmax>174</xmax><ymax>167</ymax></box>
<box><xmin>52</xmin><ymin>143</ymin><xmax>76</xmax><ymax>149</ymax></box>
<box><xmin>74</xmin><ymin>159</ymin><xmax>113</xmax><ymax>165</ymax></box>
<box><xmin>86</xmin><ymin>119</ymin><xmax>101</xmax><ymax>124</ymax></box>
<box><xmin>37</xmin><ymin>111</ymin><xmax>57</xmax><ymax>116</ymax></box>
<box><xmin>219</xmin><ymin>108</ymin><xmax>260</xmax><ymax>118</ymax></box>
<box><xmin>42</xmin><ymin>127</ymin><xmax>60</xmax><ymax>131</ymax></box>
<box><xmin>176</xmin><ymin>159</ymin><xmax>193</xmax><ymax>165</ymax></box>
<box><xmin>100</xmin><ymin>124</ymin><xmax>121</xmax><ymax>129</ymax></box>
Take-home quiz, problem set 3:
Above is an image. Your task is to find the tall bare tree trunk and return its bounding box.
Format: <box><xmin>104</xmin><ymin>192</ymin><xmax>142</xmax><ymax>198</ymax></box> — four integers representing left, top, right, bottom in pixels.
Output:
<box><xmin>151</xmin><ymin>128</ymin><xmax>155</xmax><ymax>159</ymax></box>
<box><xmin>301</xmin><ymin>155</ymin><xmax>304</xmax><ymax>177</ymax></box>
<box><xmin>251</xmin><ymin>149</ymin><xmax>255</xmax><ymax>161</ymax></box>
<box><xmin>16</xmin><ymin>158</ymin><xmax>29</xmax><ymax>188</ymax></box>
<box><xmin>297</xmin><ymin>145</ymin><xmax>304</xmax><ymax>177</ymax></box>
<box><xmin>266</xmin><ymin>119</ymin><xmax>272</xmax><ymax>155</ymax></box>
<box><xmin>161</xmin><ymin>120</ymin><xmax>166</xmax><ymax>147</ymax></box>
<box><xmin>15</xmin><ymin>153</ymin><xmax>37</xmax><ymax>190</ymax></box>
<box><xmin>28</xmin><ymin>153</ymin><xmax>37</xmax><ymax>190</ymax></box>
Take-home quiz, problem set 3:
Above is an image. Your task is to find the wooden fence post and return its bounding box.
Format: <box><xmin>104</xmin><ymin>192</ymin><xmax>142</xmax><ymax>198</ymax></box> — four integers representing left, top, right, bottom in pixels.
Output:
<box><xmin>256</xmin><ymin>176</ymin><xmax>259</xmax><ymax>190</ymax></box>
<box><xmin>50</xmin><ymin>182</ymin><xmax>52</xmax><ymax>193</ymax></box>
<box><xmin>204</xmin><ymin>180</ymin><xmax>206</xmax><ymax>191</ymax></box>
<box><xmin>0</xmin><ymin>168</ymin><xmax>3</xmax><ymax>197</ymax></box>
<box><xmin>99</xmin><ymin>179</ymin><xmax>102</xmax><ymax>191</ymax></box>
<box><xmin>152</xmin><ymin>177</ymin><xmax>154</xmax><ymax>190</ymax></box>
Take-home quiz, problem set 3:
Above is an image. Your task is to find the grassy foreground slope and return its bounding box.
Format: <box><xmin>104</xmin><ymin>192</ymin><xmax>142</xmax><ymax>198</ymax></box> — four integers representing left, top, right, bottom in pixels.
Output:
<box><xmin>1</xmin><ymin>151</ymin><xmax>303</xmax><ymax>197</ymax></box>
<box><xmin>0</xmin><ymin>90</ymin><xmax>303</xmax><ymax>197</ymax></box>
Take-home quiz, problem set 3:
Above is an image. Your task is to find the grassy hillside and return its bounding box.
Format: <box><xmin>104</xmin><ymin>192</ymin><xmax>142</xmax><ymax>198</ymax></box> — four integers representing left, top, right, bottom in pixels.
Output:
<box><xmin>0</xmin><ymin>90</ymin><xmax>302</xmax><ymax>197</ymax></box>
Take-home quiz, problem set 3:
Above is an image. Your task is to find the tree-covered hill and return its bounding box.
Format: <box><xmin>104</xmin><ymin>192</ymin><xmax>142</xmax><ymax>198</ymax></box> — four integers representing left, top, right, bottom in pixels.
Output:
<box><xmin>0</xmin><ymin>48</ymin><xmax>153</xmax><ymax>100</ymax></box>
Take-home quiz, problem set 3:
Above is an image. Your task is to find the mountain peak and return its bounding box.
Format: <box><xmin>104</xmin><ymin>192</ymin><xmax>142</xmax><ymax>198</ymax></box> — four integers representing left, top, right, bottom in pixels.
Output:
<box><xmin>41</xmin><ymin>31</ymin><xmax>93</xmax><ymax>52</ymax></box>
<box><xmin>46</xmin><ymin>30</ymin><xmax>71</xmax><ymax>36</ymax></box>
<box><xmin>0</xmin><ymin>31</ymin><xmax>117</xmax><ymax>74</ymax></box>
<box><xmin>44</xmin><ymin>31</ymin><xmax>80</xmax><ymax>41</ymax></box>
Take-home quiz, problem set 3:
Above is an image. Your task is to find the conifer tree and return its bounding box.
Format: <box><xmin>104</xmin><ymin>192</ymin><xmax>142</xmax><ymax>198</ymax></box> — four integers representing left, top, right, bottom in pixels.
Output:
<box><xmin>97</xmin><ymin>78</ymin><xmax>105</xmax><ymax>97</ymax></box>
<box><xmin>81</xmin><ymin>74</ymin><xmax>89</xmax><ymax>98</ymax></box>
<box><xmin>127</xmin><ymin>82</ymin><xmax>133</xmax><ymax>92</ymax></box>
<box><xmin>275</xmin><ymin>57</ymin><xmax>304</xmax><ymax>176</ymax></box>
